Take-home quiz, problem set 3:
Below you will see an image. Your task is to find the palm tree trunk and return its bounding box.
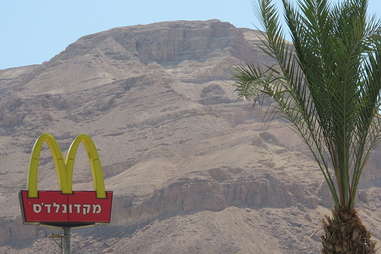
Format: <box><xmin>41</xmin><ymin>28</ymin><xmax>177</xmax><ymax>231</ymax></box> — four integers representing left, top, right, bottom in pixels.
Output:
<box><xmin>321</xmin><ymin>208</ymin><xmax>376</xmax><ymax>253</ymax></box>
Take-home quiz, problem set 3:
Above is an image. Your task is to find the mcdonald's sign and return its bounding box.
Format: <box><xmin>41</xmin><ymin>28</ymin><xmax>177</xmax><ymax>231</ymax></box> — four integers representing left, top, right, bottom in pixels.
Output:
<box><xmin>19</xmin><ymin>134</ymin><xmax>113</xmax><ymax>227</ymax></box>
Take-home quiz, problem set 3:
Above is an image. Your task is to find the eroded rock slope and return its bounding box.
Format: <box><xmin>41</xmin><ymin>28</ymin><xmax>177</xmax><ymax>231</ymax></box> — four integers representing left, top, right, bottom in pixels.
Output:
<box><xmin>0</xmin><ymin>20</ymin><xmax>381</xmax><ymax>254</ymax></box>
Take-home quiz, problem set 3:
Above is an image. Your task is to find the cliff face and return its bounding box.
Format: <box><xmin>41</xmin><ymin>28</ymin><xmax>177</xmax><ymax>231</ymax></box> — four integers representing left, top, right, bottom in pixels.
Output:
<box><xmin>0</xmin><ymin>19</ymin><xmax>380</xmax><ymax>254</ymax></box>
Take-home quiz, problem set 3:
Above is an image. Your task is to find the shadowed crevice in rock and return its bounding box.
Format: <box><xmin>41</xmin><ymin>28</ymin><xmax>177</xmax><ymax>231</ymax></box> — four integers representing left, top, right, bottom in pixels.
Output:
<box><xmin>109</xmin><ymin>167</ymin><xmax>319</xmax><ymax>235</ymax></box>
<box><xmin>1</xmin><ymin>19</ymin><xmax>380</xmax><ymax>254</ymax></box>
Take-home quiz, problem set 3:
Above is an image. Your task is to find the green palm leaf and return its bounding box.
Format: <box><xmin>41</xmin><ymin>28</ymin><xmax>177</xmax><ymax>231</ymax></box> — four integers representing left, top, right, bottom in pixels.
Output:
<box><xmin>234</xmin><ymin>0</ymin><xmax>381</xmax><ymax>211</ymax></box>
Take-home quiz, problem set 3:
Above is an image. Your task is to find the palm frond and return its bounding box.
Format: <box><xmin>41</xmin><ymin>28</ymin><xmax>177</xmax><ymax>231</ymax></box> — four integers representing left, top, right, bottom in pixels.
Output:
<box><xmin>234</xmin><ymin>0</ymin><xmax>381</xmax><ymax>210</ymax></box>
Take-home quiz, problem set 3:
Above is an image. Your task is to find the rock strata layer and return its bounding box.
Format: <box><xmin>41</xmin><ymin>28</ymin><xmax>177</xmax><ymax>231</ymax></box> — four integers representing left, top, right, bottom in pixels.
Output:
<box><xmin>0</xmin><ymin>20</ymin><xmax>380</xmax><ymax>254</ymax></box>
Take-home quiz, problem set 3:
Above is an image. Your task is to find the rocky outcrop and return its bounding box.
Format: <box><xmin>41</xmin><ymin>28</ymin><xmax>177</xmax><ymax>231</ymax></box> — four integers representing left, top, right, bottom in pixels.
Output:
<box><xmin>54</xmin><ymin>20</ymin><xmax>261</xmax><ymax>66</ymax></box>
<box><xmin>0</xmin><ymin>20</ymin><xmax>380</xmax><ymax>254</ymax></box>
<box><xmin>0</xmin><ymin>218</ymin><xmax>38</xmax><ymax>245</ymax></box>
<box><xmin>111</xmin><ymin>167</ymin><xmax>319</xmax><ymax>228</ymax></box>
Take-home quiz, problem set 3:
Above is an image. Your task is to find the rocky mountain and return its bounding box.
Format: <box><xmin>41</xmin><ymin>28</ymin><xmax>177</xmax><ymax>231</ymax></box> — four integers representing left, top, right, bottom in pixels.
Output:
<box><xmin>0</xmin><ymin>19</ymin><xmax>381</xmax><ymax>254</ymax></box>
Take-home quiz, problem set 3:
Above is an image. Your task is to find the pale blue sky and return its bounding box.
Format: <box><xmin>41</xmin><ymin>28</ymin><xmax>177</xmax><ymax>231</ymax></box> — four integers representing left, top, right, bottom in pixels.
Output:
<box><xmin>1</xmin><ymin>0</ymin><xmax>381</xmax><ymax>70</ymax></box>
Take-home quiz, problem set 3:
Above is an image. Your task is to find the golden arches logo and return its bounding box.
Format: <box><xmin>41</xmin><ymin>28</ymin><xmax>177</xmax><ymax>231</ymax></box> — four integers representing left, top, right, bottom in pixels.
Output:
<box><xmin>27</xmin><ymin>133</ymin><xmax>106</xmax><ymax>198</ymax></box>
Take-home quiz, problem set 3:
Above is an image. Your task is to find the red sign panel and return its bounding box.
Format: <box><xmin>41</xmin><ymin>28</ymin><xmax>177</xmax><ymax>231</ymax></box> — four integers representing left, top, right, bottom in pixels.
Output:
<box><xmin>19</xmin><ymin>191</ymin><xmax>113</xmax><ymax>226</ymax></box>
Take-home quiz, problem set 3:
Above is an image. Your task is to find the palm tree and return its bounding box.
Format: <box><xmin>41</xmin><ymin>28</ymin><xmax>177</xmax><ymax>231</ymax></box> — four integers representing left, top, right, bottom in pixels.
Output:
<box><xmin>233</xmin><ymin>0</ymin><xmax>381</xmax><ymax>252</ymax></box>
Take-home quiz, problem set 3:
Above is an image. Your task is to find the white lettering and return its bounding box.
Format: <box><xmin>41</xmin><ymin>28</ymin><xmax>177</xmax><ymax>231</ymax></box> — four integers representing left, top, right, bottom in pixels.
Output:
<box><xmin>83</xmin><ymin>204</ymin><xmax>91</xmax><ymax>215</ymax></box>
<box><xmin>62</xmin><ymin>204</ymin><xmax>67</xmax><ymax>213</ymax></box>
<box><xmin>32</xmin><ymin>204</ymin><xmax>42</xmax><ymax>213</ymax></box>
<box><xmin>44</xmin><ymin>204</ymin><xmax>52</xmax><ymax>213</ymax></box>
<box><xmin>53</xmin><ymin>203</ymin><xmax>60</xmax><ymax>213</ymax></box>
<box><xmin>29</xmin><ymin>203</ymin><xmax>104</xmax><ymax>215</ymax></box>
<box><xmin>74</xmin><ymin>204</ymin><xmax>81</xmax><ymax>214</ymax></box>
<box><xmin>93</xmin><ymin>204</ymin><xmax>102</xmax><ymax>214</ymax></box>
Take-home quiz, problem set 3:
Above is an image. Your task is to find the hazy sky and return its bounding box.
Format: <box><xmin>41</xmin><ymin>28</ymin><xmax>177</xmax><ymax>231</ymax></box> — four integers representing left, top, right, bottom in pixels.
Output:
<box><xmin>1</xmin><ymin>0</ymin><xmax>381</xmax><ymax>69</ymax></box>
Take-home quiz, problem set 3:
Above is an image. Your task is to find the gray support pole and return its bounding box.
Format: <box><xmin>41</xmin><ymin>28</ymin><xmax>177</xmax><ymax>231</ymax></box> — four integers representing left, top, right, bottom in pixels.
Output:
<box><xmin>62</xmin><ymin>227</ymin><xmax>71</xmax><ymax>254</ymax></box>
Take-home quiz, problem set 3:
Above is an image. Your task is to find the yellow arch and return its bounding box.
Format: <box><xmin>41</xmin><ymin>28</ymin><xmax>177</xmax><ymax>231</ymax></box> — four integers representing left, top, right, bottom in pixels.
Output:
<box><xmin>27</xmin><ymin>134</ymin><xmax>106</xmax><ymax>198</ymax></box>
<box><xmin>27</xmin><ymin>134</ymin><xmax>69</xmax><ymax>198</ymax></box>
<box><xmin>65</xmin><ymin>134</ymin><xmax>106</xmax><ymax>198</ymax></box>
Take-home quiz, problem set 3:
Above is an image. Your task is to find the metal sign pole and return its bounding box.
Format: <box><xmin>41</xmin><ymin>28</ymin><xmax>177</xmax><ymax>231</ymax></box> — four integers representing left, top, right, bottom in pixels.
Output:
<box><xmin>62</xmin><ymin>227</ymin><xmax>71</xmax><ymax>254</ymax></box>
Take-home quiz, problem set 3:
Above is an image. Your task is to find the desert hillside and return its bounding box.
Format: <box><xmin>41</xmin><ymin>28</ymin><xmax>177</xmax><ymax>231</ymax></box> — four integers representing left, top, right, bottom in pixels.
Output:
<box><xmin>0</xmin><ymin>19</ymin><xmax>381</xmax><ymax>254</ymax></box>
